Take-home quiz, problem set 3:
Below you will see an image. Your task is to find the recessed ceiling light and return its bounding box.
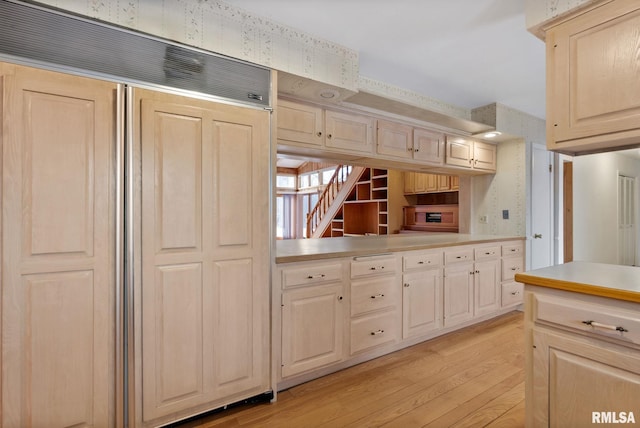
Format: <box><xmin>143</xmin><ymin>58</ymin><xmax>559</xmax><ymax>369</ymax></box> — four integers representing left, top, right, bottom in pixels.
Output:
<box><xmin>483</xmin><ymin>131</ymin><xmax>502</xmax><ymax>138</ymax></box>
<box><xmin>319</xmin><ymin>89</ymin><xmax>339</xmax><ymax>99</ymax></box>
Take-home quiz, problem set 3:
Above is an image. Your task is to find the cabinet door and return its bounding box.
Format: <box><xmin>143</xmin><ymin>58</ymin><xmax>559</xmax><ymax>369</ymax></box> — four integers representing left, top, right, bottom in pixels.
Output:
<box><xmin>532</xmin><ymin>329</ymin><xmax>640</xmax><ymax>427</ymax></box>
<box><xmin>437</xmin><ymin>174</ymin><xmax>450</xmax><ymax>191</ymax></box>
<box><xmin>325</xmin><ymin>110</ymin><xmax>374</xmax><ymax>153</ymax></box>
<box><xmin>402</xmin><ymin>270</ymin><xmax>442</xmax><ymax>338</ymax></box>
<box><xmin>277</xmin><ymin>99</ymin><xmax>324</xmax><ymax>146</ymax></box>
<box><xmin>546</xmin><ymin>1</ymin><xmax>640</xmax><ymax>153</ymax></box>
<box><xmin>376</xmin><ymin>120</ymin><xmax>412</xmax><ymax>159</ymax></box>
<box><xmin>404</xmin><ymin>172</ymin><xmax>416</xmax><ymax>194</ymax></box>
<box><xmin>474</xmin><ymin>259</ymin><xmax>500</xmax><ymax>316</ymax></box>
<box><xmin>138</xmin><ymin>89</ymin><xmax>269</xmax><ymax>421</ymax></box>
<box><xmin>424</xmin><ymin>174</ymin><xmax>438</xmax><ymax>192</ymax></box>
<box><xmin>1</xmin><ymin>63</ymin><xmax>116</xmax><ymax>427</ymax></box>
<box><xmin>282</xmin><ymin>284</ymin><xmax>344</xmax><ymax>378</ymax></box>
<box><xmin>443</xmin><ymin>263</ymin><xmax>474</xmax><ymax>327</ymax></box>
<box><xmin>445</xmin><ymin>136</ymin><xmax>473</xmax><ymax>168</ymax></box>
<box><xmin>413</xmin><ymin>128</ymin><xmax>445</xmax><ymax>165</ymax></box>
<box><xmin>473</xmin><ymin>141</ymin><xmax>497</xmax><ymax>172</ymax></box>
<box><xmin>450</xmin><ymin>175</ymin><xmax>460</xmax><ymax>190</ymax></box>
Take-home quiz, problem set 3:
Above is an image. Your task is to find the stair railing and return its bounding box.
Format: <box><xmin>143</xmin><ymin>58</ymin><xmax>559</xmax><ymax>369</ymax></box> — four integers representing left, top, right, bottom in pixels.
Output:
<box><xmin>306</xmin><ymin>165</ymin><xmax>350</xmax><ymax>238</ymax></box>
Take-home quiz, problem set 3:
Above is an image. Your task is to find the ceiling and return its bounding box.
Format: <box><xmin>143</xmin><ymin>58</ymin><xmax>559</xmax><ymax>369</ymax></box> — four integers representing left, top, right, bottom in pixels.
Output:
<box><xmin>224</xmin><ymin>0</ymin><xmax>546</xmax><ymax>119</ymax></box>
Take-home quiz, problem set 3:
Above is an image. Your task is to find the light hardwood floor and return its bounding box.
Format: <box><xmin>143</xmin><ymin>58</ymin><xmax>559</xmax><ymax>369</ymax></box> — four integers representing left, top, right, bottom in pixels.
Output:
<box><xmin>176</xmin><ymin>311</ymin><xmax>525</xmax><ymax>427</ymax></box>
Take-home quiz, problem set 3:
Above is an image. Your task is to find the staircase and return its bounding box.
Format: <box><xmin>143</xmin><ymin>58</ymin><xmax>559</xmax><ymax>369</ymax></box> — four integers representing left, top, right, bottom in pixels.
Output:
<box><xmin>306</xmin><ymin>165</ymin><xmax>365</xmax><ymax>238</ymax></box>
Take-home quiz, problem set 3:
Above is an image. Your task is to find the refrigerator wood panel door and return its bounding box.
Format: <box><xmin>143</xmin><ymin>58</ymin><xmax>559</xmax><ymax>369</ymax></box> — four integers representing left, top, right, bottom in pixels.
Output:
<box><xmin>0</xmin><ymin>62</ymin><xmax>117</xmax><ymax>427</ymax></box>
<box><xmin>135</xmin><ymin>88</ymin><xmax>270</xmax><ymax>423</ymax></box>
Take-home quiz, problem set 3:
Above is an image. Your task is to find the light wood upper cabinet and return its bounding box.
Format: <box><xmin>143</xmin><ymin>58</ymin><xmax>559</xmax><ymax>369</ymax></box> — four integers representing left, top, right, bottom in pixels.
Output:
<box><xmin>277</xmin><ymin>99</ymin><xmax>374</xmax><ymax>154</ymax></box>
<box><xmin>376</xmin><ymin>120</ymin><xmax>413</xmax><ymax>159</ymax></box>
<box><xmin>445</xmin><ymin>136</ymin><xmax>496</xmax><ymax>172</ymax></box>
<box><xmin>413</xmin><ymin>128</ymin><xmax>445</xmax><ymax>164</ymax></box>
<box><xmin>1</xmin><ymin>63</ymin><xmax>117</xmax><ymax>427</ymax></box>
<box><xmin>277</xmin><ymin>99</ymin><xmax>323</xmax><ymax>147</ymax></box>
<box><xmin>325</xmin><ymin>109</ymin><xmax>375</xmax><ymax>154</ymax></box>
<box><xmin>404</xmin><ymin>172</ymin><xmax>459</xmax><ymax>194</ymax></box>
<box><xmin>545</xmin><ymin>0</ymin><xmax>640</xmax><ymax>154</ymax></box>
<box><xmin>376</xmin><ymin>120</ymin><xmax>445</xmax><ymax>165</ymax></box>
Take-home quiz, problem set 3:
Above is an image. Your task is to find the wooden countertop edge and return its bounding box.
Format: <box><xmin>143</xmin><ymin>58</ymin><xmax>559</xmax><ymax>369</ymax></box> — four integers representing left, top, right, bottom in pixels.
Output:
<box><xmin>514</xmin><ymin>272</ymin><xmax>640</xmax><ymax>304</ymax></box>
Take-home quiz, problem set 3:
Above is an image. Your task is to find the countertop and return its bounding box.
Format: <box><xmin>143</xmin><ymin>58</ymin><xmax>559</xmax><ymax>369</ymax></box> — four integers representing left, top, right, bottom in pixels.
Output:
<box><xmin>515</xmin><ymin>261</ymin><xmax>640</xmax><ymax>303</ymax></box>
<box><xmin>276</xmin><ymin>233</ymin><xmax>524</xmax><ymax>264</ymax></box>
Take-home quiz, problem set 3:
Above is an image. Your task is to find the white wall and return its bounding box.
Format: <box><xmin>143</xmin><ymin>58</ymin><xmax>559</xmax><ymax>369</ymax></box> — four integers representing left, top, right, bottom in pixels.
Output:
<box><xmin>573</xmin><ymin>152</ymin><xmax>640</xmax><ymax>264</ymax></box>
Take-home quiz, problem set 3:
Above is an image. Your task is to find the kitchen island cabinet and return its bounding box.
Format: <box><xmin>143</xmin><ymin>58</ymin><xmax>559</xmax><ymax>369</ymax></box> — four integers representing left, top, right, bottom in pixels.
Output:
<box><xmin>516</xmin><ymin>262</ymin><xmax>640</xmax><ymax>427</ymax></box>
<box><xmin>275</xmin><ymin>234</ymin><xmax>525</xmax><ymax>389</ymax></box>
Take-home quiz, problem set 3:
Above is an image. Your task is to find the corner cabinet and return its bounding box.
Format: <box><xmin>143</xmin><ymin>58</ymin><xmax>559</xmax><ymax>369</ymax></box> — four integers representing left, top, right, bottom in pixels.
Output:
<box><xmin>545</xmin><ymin>0</ymin><xmax>640</xmax><ymax>154</ymax></box>
<box><xmin>523</xmin><ymin>286</ymin><xmax>640</xmax><ymax>427</ymax></box>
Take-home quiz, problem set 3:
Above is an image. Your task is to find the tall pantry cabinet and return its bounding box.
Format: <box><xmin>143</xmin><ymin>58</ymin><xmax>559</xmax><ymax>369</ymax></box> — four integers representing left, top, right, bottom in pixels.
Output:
<box><xmin>0</xmin><ymin>62</ymin><xmax>271</xmax><ymax>427</ymax></box>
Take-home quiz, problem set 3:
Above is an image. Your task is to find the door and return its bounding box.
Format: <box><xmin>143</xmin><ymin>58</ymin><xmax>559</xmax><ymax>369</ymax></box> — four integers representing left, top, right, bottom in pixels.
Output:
<box><xmin>1</xmin><ymin>63</ymin><xmax>117</xmax><ymax>427</ymax></box>
<box><xmin>531</xmin><ymin>144</ymin><xmax>554</xmax><ymax>269</ymax></box>
<box><xmin>618</xmin><ymin>175</ymin><xmax>636</xmax><ymax>266</ymax></box>
<box><xmin>135</xmin><ymin>88</ymin><xmax>270</xmax><ymax>422</ymax></box>
<box><xmin>402</xmin><ymin>269</ymin><xmax>441</xmax><ymax>338</ymax></box>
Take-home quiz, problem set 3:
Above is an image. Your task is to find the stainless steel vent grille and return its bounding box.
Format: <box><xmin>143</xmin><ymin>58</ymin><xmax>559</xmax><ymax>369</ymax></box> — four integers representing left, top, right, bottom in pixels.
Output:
<box><xmin>0</xmin><ymin>0</ymin><xmax>270</xmax><ymax>107</ymax></box>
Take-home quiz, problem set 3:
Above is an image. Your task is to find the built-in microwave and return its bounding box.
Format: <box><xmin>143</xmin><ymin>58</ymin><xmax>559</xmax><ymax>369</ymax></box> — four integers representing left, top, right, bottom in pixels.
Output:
<box><xmin>403</xmin><ymin>204</ymin><xmax>459</xmax><ymax>232</ymax></box>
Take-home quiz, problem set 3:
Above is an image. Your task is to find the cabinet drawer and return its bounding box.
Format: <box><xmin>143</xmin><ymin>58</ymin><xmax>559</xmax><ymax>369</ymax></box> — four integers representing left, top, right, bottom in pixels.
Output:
<box><xmin>351</xmin><ymin>276</ymin><xmax>397</xmax><ymax>316</ymax></box>
<box><xmin>534</xmin><ymin>293</ymin><xmax>640</xmax><ymax>346</ymax></box>
<box><xmin>403</xmin><ymin>251</ymin><xmax>442</xmax><ymax>270</ymax></box>
<box><xmin>501</xmin><ymin>281</ymin><xmax>523</xmax><ymax>307</ymax></box>
<box><xmin>444</xmin><ymin>247</ymin><xmax>473</xmax><ymax>264</ymax></box>
<box><xmin>502</xmin><ymin>241</ymin><xmax>524</xmax><ymax>257</ymax></box>
<box><xmin>350</xmin><ymin>310</ymin><xmax>398</xmax><ymax>354</ymax></box>
<box><xmin>502</xmin><ymin>257</ymin><xmax>524</xmax><ymax>281</ymax></box>
<box><xmin>474</xmin><ymin>245</ymin><xmax>500</xmax><ymax>260</ymax></box>
<box><xmin>351</xmin><ymin>255</ymin><xmax>396</xmax><ymax>278</ymax></box>
<box><xmin>282</xmin><ymin>262</ymin><xmax>343</xmax><ymax>289</ymax></box>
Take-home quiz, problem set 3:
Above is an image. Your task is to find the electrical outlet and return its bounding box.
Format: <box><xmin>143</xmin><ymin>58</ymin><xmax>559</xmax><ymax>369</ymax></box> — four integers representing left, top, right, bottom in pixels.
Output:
<box><xmin>502</xmin><ymin>210</ymin><xmax>509</xmax><ymax>220</ymax></box>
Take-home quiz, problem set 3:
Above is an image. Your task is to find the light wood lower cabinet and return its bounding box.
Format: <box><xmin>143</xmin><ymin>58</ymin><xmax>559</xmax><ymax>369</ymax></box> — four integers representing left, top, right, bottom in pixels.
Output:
<box><xmin>135</xmin><ymin>88</ymin><xmax>270</xmax><ymax>425</ymax></box>
<box><xmin>524</xmin><ymin>287</ymin><xmax>640</xmax><ymax>427</ymax></box>
<box><xmin>1</xmin><ymin>62</ymin><xmax>117</xmax><ymax>427</ymax></box>
<box><xmin>443</xmin><ymin>262</ymin><xmax>475</xmax><ymax>327</ymax></box>
<box><xmin>276</xmin><ymin>239</ymin><xmax>524</xmax><ymax>388</ymax></box>
<box><xmin>402</xmin><ymin>268</ymin><xmax>442</xmax><ymax>338</ymax></box>
<box><xmin>281</xmin><ymin>284</ymin><xmax>345</xmax><ymax>377</ymax></box>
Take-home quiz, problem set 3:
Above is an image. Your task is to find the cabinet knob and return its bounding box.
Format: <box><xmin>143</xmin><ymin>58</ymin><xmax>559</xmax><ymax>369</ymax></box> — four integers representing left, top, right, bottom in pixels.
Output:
<box><xmin>404</xmin><ymin>283</ymin><xmax>410</xmax><ymax>287</ymax></box>
<box><xmin>338</xmin><ymin>296</ymin><xmax>343</xmax><ymax>301</ymax></box>
<box><xmin>316</xmin><ymin>131</ymin><xmax>322</xmax><ymax>137</ymax></box>
<box><xmin>327</xmin><ymin>134</ymin><xmax>333</xmax><ymax>139</ymax></box>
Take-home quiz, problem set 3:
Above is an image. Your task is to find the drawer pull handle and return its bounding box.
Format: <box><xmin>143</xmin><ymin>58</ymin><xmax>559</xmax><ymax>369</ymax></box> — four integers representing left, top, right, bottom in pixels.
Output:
<box><xmin>370</xmin><ymin>294</ymin><xmax>385</xmax><ymax>299</ymax></box>
<box><xmin>511</xmin><ymin>291</ymin><xmax>520</xmax><ymax>295</ymax></box>
<box><xmin>307</xmin><ymin>274</ymin><xmax>325</xmax><ymax>279</ymax></box>
<box><xmin>370</xmin><ymin>329</ymin><xmax>385</xmax><ymax>336</ymax></box>
<box><xmin>369</xmin><ymin>266</ymin><xmax>385</xmax><ymax>270</ymax></box>
<box><xmin>510</xmin><ymin>267</ymin><xmax>519</xmax><ymax>271</ymax></box>
<box><xmin>582</xmin><ymin>320</ymin><xmax>628</xmax><ymax>333</ymax></box>
<box><xmin>484</xmin><ymin>252</ymin><xmax>493</xmax><ymax>255</ymax></box>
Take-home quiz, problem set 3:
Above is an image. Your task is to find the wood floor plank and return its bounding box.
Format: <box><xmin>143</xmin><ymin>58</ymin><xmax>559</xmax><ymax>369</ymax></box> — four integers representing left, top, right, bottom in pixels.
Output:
<box><xmin>175</xmin><ymin>311</ymin><xmax>525</xmax><ymax>428</ymax></box>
